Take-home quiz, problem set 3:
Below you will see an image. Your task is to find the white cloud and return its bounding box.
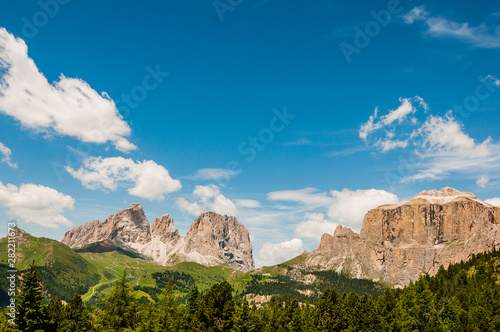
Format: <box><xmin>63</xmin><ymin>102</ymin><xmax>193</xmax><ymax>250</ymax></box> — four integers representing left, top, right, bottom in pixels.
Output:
<box><xmin>176</xmin><ymin>197</ymin><xmax>203</xmax><ymax>216</ymax></box>
<box><xmin>283</xmin><ymin>138</ymin><xmax>314</xmax><ymax>146</ymax></box>
<box><xmin>327</xmin><ymin>189</ymin><xmax>399</xmax><ymax>231</ymax></box>
<box><xmin>66</xmin><ymin>157</ymin><xmax>181</xmax><ymax>201</ymax></box>
<box><xmin>256</xmin><ymin>238</ymin><xmax>303</xmax><ymax>267</ymax></box>
<box><xmin>267</xmin><ymin>187</ymin><xmax>335</xmax><ymax>207</ymax></box>
<box><xmin>234</xmin><ymin>199</ymin><xmax>261</xmax><ymax>208</ymax></box>
<box><xmin>403</xmin><ymin>112</ymin><xmax>498</xmax><ymax>182</ymax></box>
<box><xmin>420</xmin><ymin>113</ymin><xmax>491</xmax><ymax>158</ymax></box>
<box><xmin>359</xmin><ymin>97</ymin><xmax>424</xmax><ymax>149</ymax></box>
<box><xmin>0</xmin><ymin>28</ymin><xmax>135</xmax><ymax>152</ymax></box>
<box><xmin>476</xmin><ymin>176</ymin><xmax>489</xmax><ymax>188</ymax></box>
<box><xmin>375</xmin><ymin>138</ymin><xmax>409</xmax><ymax>152</ymax></box>
<box><xmin>177</xmin><ymin>185</ymin><xmax>238</xmax><ymax>217</ymax></box>
<box><xmin>403</xmin><ymin>6</ymin><xmax>500</xmax><ymax>48</ymax></box>
<box><xmin>267</xmin><ymin>187</ymin><xmax>398</xmax><ymax>232</ymax></box>
<box><xmin>360</xmin><ymin>95</ymin><xmax>500</xmax><ymax>183</ymax></box>
<box><xmin>486</xmin><ymin>197</ymin><xmax>500</xmax><ymax>206</ymax></box>
<box><xmin>0</xmin><ymin>142</ymin><xmax>17</xmax><ymax>168</ymax></box>
<box><xmin>213</xmin><ymin>194</ymin><xmax>239</xmax><ymax>216</ymax></box>
<box><xmin>383</xmin><ymin>98</ymin><xmax>417</xmax><ymax>125</ymax></box>
<box><xmin>193</xmin><ymin>184</ymin><xmax>220</xmax><ymax>203</ymax></box>
<box><xmin>403</xmin><ymin>6</ymin><xmax>430</xmax><ymax>24</ymax></box>
<box><xmin>486</xmin><ymin>75</ymin><xmax>500</xmax><ymax>87</ymax></box>
<box><xmin>0</xmin><ymin>181</ymin><xmax>74</xmax><ymax>229</ymax></box>
<box><xmin>186</xmin><ymin>168</ymin><xmax>240</xmax><ymax>181</ymax></box>
<box><xmin>359</xmin><ymin>107</ymin><xmax>381</xmax><ymax>140</ymax></box>
<box><xmin>295</xmin><ymin>213</ymin><xmax>337</xmax><ymax>241</ymax></box>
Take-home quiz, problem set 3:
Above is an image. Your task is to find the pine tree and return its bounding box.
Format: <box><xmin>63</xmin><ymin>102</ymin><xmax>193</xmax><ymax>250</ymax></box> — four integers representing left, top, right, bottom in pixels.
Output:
<box><xmin>203</xmin><ymin>281</ymin><xmax>235</xmax><ymax>332</ymax></box>
<box><xmin>187</xmin><ymin>284</ymin><xmax>200</xmax><ymax>317</ymax></box>
<box><xmin>231</xmin><ymin>298</ymin><xmax>257</xmax><ymax>332</ymax></box>
<box><xmin>61</xmin><ymin>294</ymin><xmax>93</xmax><ymax>331</ymax></box>
<box><xmin>157</xmin><ymin>283</ymin><xmax>182</xmax><ymax>331</ymax></box>
<box><xmin>136</xmin><ymin>302</ymin><xmax>159</xmax><ymax>332</ymax></box>
<box><xmin>44</xmin><ymin>297</ymin><xmax>64</xmax><ymax>331</ymax></box>
<box><xmin>186</xmin><ymin>284</ymin><xmax>205</xmax><ymax>331</ymax></box>
<box><xmin>315</xmin><ymin>288</ymin><xmax>342</xmax><ymax>331</ymax></box>
<box><xmin>99</xmin><ymin>271</ymin><xmax>138</xmax><ymax>331</ymax></box>
<box><xmin>16</xmin><ymin>261</ymin><xmax>47</xmax><ymax>331</ymax></box>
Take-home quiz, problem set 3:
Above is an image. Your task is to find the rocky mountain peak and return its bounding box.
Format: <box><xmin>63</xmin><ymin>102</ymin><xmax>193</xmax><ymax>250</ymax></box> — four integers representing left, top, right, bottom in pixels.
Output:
<box><xmin>151</xmin><ymin>214</ymin><xmax>180</xmax><ymax>244</ymax></box>
<box><xmin>112</xmin><ymin>204</ymin><xmax>150</xmax><ymax>229</ymax></box>
<box><xmin>333</xmin><ymin>225</ymin><xmax>357</xmax><ymax>238</ymax></box>
<box><xmin>62</xmin><ymin>207</ymin><xmax>255</xmax><ymax>272</ymax></box>
<box><xmin>62</xmin><ymin>204</ymin><xmax>151</xmax><ymax>250</ymax></box>
<box><xmin>183</xmin><ymin>212</ymin><xmax>255</xmax><ymax>271</ymax></box>
<box><xmin>304</xmin><ymin>188</ymin><xmax>500</xmax><ymax>286</ymax></box>
<box><xmin>128</xmin><ymin>203</ymin><xmax>144</xmax><ymax>210</ymax></box>
<box><xmin>416</xmin><ymin>187</ymin><xmax>478</xmax><ymax>200</ymax></box>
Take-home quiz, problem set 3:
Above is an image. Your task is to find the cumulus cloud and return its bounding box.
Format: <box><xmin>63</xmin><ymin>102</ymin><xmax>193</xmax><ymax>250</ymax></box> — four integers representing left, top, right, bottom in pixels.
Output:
<box><xmin>295</xmin><ymin>213</ymin><xmax>338</xmax><ymax>241</ymax></box>
<box><xmin>193</xmin><ymin>185</ymin><xmax>220</xmax><ymax>203</ymax></box>
<box><xmin>176</xmin><ymin>197</ymin><xmax>203</xmax><ymax>216</ymax></box>
<box><xmin>0</xmin><ymin>142</ymin><xmax>17</xmax><ymax>168</ymax></box>
<box><xmin>186</xmin><ymin>168</ymin><xmax>240</xmax><ymax>181</ymax></box>
<box><xmin>177</xmin><ymin>185</ymin><xmax>238</xmax><ymax>217</ymax></box>
<box><xmin>476</xmin><ymin>176</ymin><xmax>490</xmax><ymax>188</ymax></box>
<box><xmin>267</xmin><ymin>187</ymin><xmax>398</xmax><ymax>232</ymax></box>
<box><xmin>403</xmin><ymin>6</ymin><xmax>500</xmax><ymax>48</ymax></box>
<box><xmin>0</xmin><ymin>28</ymin><xmax>135</xmax><ymax>152</ymax></box>
<box><xmin>256</xmin><ymin>238</ymin><xmax>303</xmax><ymax>267</ymax></box>
<box><xmin>327</xmin><ymin>189</ymin><xmax>399</xmax><ymax>231</ymax></box>
<box><xmin>486</xmin><ymin>197</ymin><xmax>500</xmax><ymax>206</ymax></box>
<box><xmin>66</xmin><ymin>157</ymin><xmax>181</xmax><ymax>201</ymax></box>
<box><xmin>213</xmin><ymin>194</ymin><xmax>239</xmax><ymax>216</ymax></box>
<box><xmin>420</xmin><ymin>113</ymin><xmax>491</xmax><ymax>158</ymax></box>
<box><xmin>403</xmin><ymin>112</ymin><xmax>499</xmax><ymax>182</ymax></box>
<box><xmin>0</xmin><ymin>181</ymin><xmax>74</xmax><ymax>229</ymax></box>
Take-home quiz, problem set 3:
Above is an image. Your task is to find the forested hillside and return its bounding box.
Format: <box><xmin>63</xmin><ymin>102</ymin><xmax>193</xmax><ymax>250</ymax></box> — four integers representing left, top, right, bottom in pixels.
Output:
<box><xmin>2</xmin><ymin>249</ymin><xmax>499</xmax><ymax>331</ymax></box>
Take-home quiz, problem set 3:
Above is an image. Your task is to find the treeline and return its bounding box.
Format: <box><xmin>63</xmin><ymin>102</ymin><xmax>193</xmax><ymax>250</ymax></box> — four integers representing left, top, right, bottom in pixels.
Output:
<box><xmin>2</xmin><ymin>249</ymin><xmax>500</xmax><ymax>331</ymax></box>
<box><xmin>133</xmin><ymin>270</ymin><xmax>196</xmax><ymax>304</ymax></box>
<box><xmin>240</xmin><ymin>269</ymin><xmax>384</xmax><ymax>302</ymax></box>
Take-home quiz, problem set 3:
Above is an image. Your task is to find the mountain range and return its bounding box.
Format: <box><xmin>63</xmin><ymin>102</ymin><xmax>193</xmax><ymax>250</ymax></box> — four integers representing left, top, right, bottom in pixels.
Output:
<box><xmin>63</xmin><ymin>186</ymin><xmax>500</xmax><ymax>286</ymax></box>
<box><xmin>62</xmin><ymin>204</ymin><xmax>255</xmax><ymax>271</ymax></box>
<box><xmin>2</xmin><ymin>186</ymin><xmax>500</xmax><ymax>305</ymax></box>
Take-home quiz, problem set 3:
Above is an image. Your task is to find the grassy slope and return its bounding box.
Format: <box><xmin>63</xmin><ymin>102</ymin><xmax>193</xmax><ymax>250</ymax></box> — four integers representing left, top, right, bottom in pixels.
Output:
<box><xmin>0</xmin><ymin>229</ymin><xmax>100</xmax><ymax>304</ymax></box>
<box><xmin>76</xmin><ymin>254</ymin><xmax>244</xmax><ymax>303</ymax></box>
<box><xmin>165</xmin><ymin>261</ymin><xmax>237</xmax><ymax>290</ymax></box>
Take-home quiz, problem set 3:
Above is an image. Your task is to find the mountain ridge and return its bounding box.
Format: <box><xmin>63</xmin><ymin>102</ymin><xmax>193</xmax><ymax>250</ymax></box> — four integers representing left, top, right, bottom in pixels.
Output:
<box><xmin>298</xmin><ymin>187</ymin><xmax>500</xmax><ymax>286</ymax></box>
<box><xmin>62</xmin><ymin>205</ymin><xmax>255</xmax><ymax>271</ymax></box>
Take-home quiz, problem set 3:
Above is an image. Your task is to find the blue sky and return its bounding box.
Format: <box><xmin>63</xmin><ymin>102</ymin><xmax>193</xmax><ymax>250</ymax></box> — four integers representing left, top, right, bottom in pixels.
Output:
<box><xmin>0</xmin><ymin>0</ymin><xmax>500</xmax><ymax>266</ymax></box>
